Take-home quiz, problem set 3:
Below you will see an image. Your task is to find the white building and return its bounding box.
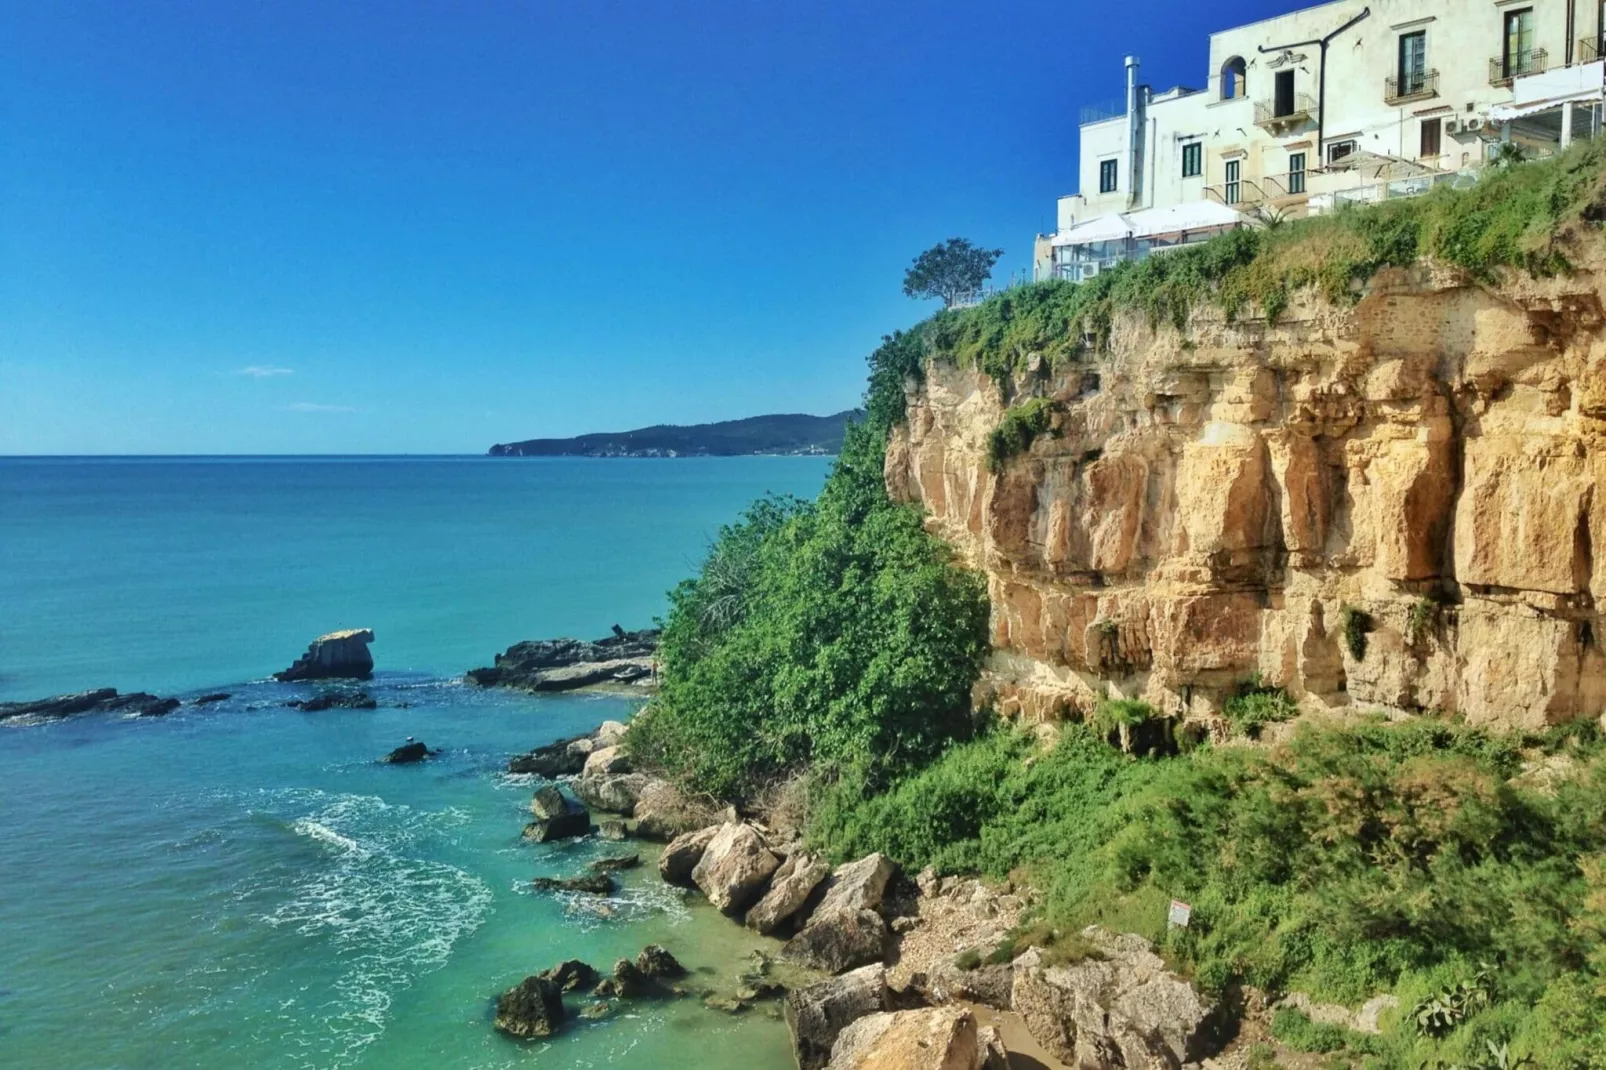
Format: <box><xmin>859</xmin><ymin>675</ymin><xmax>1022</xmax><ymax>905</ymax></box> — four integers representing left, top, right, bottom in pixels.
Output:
<box><xmin>1037</xmin><ymin>0</ymin><xmax>1606</xmax><ymax>282</ymax></box>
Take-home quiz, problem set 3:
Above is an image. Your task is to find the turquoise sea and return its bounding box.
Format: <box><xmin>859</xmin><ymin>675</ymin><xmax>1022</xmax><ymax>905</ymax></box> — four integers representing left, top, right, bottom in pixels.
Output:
<box><xmin>0</xmin><ymin>456</ymin><xmax>832</xmax><ymax>1070</ymax></box>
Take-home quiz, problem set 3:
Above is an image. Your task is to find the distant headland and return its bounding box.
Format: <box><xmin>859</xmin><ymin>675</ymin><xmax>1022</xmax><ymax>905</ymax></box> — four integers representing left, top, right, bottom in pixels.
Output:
<box><xmin>488</xmin><ymin>411</ymin><xmax>860</xmax><ymax>458</ymax></box>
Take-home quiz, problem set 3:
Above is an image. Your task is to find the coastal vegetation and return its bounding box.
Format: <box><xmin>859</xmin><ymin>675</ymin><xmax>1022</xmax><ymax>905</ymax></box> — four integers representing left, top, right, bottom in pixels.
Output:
<box><xmin>902</xmin><ymin>237</ymin><xmax>1005</xmax><ymax>308</ymax></box>
<box><xmin>633</xmin><ymin>144</ymin><xmax>1606</xmax><ymax>1067</ymax></box>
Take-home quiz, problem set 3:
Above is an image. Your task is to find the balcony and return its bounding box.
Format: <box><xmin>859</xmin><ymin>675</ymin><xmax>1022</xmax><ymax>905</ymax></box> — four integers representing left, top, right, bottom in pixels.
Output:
<box><xmin>1253</xmin><ymin>91</ymin><xmax>1316</xmax><ymax>132</ymax></box>
<box><xmin>1385</xmin><ymin>69</ymin><xmax>1439</xmax><ymax>105</ymax></box>
<box><xmin>1490</xmin><ymin>49</ymin><xmax>1548</xmax><ymax>86</ymax></box>
<box><xmin>1580</xmin><ymin>37</ymin><xmax>1602</xmax><ymax>64</ymax></box>
<box><xmin>1205</xmin><ymin>177</ymin><xmax>1270</xmax><ymax>211</ymax></box>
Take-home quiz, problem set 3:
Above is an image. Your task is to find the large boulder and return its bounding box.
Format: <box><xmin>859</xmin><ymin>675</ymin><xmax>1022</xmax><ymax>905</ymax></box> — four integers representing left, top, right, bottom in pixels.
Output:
<box><xmin>827</xmin><ymin>1006</ymin><xmax>980</xmax><ymax>1070</ymax></box>
<box><xmin>785</xmin><ymin>964</ymin><xmax>891</xmax><ymax>1070</ymax></box>
<box><xmin>659</xmin><ymin>825</ymin><xmax>720</xmax><ymax>885</ymax></box>
<box><xmin>538</xmin><ymin>959</ymin><xmax>600</xmax><ymax>993</ymax></box>
<box><xmin>1009</xmin><ymin>929</ymin><xmax>1217</xmax><ymax>1070</ymax></box>
<box><xmin>523</xmin><ymin>787</ymin><xmax>591</xmax><ymax>843</ymax></box>
<box><xmin>596</xmin><ymin>719</ymin><xmax>629</xmax><ymax>747</ymax></box>
<box><xmin>0</xmin><ymin>688</ymin><xmax>180</xmax><ymax>723</ymax></box>
<box><xmin>784</xmin><ymin>907</ymin><xmax>889</xmax><ymax>975</ymax></box>
<box><xmin>573</xmin><ymin>772</ymin><xmax>650</xmax><ymax>815</ymax></box>
<box><xmin>635</xmin><ymin>944</ymin><xmax>685</xmax><ymax>979</ymax></box>
<box><xmin>274</xmin><ymin>628</ymin><xmax>374</xmax><ymax>682</ymax></box>
<box><xmin>691</xmin><ymin>823</ymin><xmax>782</xmax><ymax>914</ymax></box>
<box><xmin>783</xmin><ymin>854</ymin><xmax>898</xmax><ymax>973</ymax></box>
<box><xmin>748</xmin><ymin>852</ymin><xmax>831</xmax><ymax>935</ymax></box>
<box><xmin>583</xmin><ymin>746</ymin><xmax>631</xmax><ymax>776</ymax></box>
<box><xmin>494</xmin><ymin>975</ymin><xmax>565</xmax><ymax>1038</ymax></box>
<box><xmin>816</xmin><ymin>854</ymin><xmax>896</xmax><ymax>916</ymax></box>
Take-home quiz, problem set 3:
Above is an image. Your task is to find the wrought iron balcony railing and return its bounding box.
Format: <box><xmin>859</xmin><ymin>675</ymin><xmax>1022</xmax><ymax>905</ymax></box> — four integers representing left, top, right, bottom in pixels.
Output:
<box><xmin>1253</xmin><ymin>91</ymin><xmax>1317</xmax><ymax>128</ymax></box>
<box><xmin>1385</xmin><ymin>69</ymin><xmax>1439</xmax><ymax>105</ymax></box>
<box><xmin>1491</xmin><ymin>49</ymin><xmax>1547</xmax><ymax>86</ymax></box>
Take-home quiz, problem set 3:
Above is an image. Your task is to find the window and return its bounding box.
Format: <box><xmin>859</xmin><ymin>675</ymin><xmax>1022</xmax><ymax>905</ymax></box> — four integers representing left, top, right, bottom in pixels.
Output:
<box><xmin>1221</xmin><ymin>57</ymin><xmax>1247</xmax><ymax>100</ymax></box>
<box><xmin>1420</xmin><ymin>117</ymin><xmax>1442</xmax><ymax>158</ymax></box>
<box><xmin>1328</xmin><ymin>139</ymin><xmax>1357</xmax><ymax>165</ymax></box>
<box><xmin>1099</xmin><ymin>158</ymin><xmax>1118</xmax><ymax>193</ymax></box>
<box><xmin>1224</xmin><ymin>159</ymin><xmax>1241</xmax><ymax>205</ymax></box>
<box><xmin>1288</xmin><ymin>152</ymin><xmax>1306</xmax><ymax>195</ymax></box>
<box><xmin>1398</xmin><ymin>31</ymin><xmax>1427</xmax><ymax>95</ymax></box>
<box><xmin>1182</xmin><ymin>142</ymin><xmax>1202</xmax><ymax>178</ymax></box>
<box><xmin>1504</xmin><ymin>8</ymin><xmax>1535</xmax><ymax>77</ymax></box>
<box><xmin>1274</xmin><ymin>70</ymin><xmax>1296</xmax><ymax>117</ymax></box>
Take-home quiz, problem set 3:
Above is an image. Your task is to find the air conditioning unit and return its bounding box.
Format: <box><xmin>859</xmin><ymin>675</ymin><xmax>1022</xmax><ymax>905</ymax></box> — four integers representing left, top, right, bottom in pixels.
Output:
<box><xmin>1081</xmin><ymin>263</ymin><xmax>1102</xmax><ymax>280</ymax></box>
<box><xmin>1444</xmin><ymin>118</ymin><xmax>1462</xmax><ymax>135</ymax></box>
<box><xmin>1465</xmin><ymin>115</ymin><xmax>1485</xmax><ymax>133</ymax></box>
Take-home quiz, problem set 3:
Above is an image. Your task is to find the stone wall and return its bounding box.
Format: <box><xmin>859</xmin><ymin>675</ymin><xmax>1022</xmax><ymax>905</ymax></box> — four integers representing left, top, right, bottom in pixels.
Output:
<box><xmin>885</xmin><ymin>263</ymin><xmax>1606</xmax><ymax>730</ymax></box>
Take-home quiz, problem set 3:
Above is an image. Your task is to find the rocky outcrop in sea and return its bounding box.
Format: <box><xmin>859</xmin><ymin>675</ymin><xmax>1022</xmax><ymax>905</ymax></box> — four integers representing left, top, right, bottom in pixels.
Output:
<box><xmin>467</xmin><ymin>627</ymin><xmax>658</xmax><ymax>692</ymax></box>
<box><xmin>274</xmin><ymin>628</ymin><xmax>375</xmax><ymax>682</ymax></box>
<box><xmin>0</xmin><ymin>688</ymin><xmax>180</xmax><ymax>724</ymax></box>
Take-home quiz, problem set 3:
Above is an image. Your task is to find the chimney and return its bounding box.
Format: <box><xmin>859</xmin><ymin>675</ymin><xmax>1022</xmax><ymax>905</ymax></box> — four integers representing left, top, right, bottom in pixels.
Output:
<box><xmin>1126</xmin><ymin>56</ymin><xmax>1146</xmax><ymax>209</ymax></box>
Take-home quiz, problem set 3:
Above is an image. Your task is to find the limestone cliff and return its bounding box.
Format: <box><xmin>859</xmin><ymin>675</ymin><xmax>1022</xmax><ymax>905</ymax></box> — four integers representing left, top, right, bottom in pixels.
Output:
<box><xmin>886</xmin><ymin>262</ymin><xmax>1606</xmax><ymax>730</ymax></box>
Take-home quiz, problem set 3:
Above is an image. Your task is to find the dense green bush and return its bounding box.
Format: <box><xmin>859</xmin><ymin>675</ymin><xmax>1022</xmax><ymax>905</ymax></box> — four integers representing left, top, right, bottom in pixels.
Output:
<box><xmin>986</xmin><ymin>397</ymin><xmax>1057</xmax><ymax>470</ymax></box>
<box><xmin>627</xmin><ymin>420</ymin><xmax>990</xmax><ymax>799</ymax></box>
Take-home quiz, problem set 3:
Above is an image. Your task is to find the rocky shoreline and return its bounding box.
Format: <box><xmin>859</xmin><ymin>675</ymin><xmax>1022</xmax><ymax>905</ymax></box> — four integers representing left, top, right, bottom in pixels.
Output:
<box><xmin>497</xmin><ymin>715</ymin><xmax>1236</xmax><ymax>1070</ymax></box>
<box><xmin>467</xmin><ymin>626</ymin><xmax>660</xmax><ymax>693</ymax></box>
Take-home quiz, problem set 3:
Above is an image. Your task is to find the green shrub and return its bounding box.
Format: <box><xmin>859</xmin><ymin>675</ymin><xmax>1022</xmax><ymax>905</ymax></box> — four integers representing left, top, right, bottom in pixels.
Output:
<box><xmin>952</xmin><ymin>948</ymin><xmax>982</xmax><ymax>971</ymax></box>
<box><xmin>628</xmin><ymin>421</ymin><xmax>990</xmax><ymax>799</ymax></box>
<box><xmin>1269</xmin><ymin>1008</ymin><xmax>1370</xmax><ymax>1054</ymax></box>
<box><xmin>1407</xmin><ymin>595</ymin><xmax>1439</xmax><ymax>649</ymax></box>
<box><xmin>1222</xmin><ymin>677</ymin><xmax>1298</xmax><ymax>738</ymax></box>
<box><xmin>1340</xmin><ymin>605</ymin><xmax>1374</xmax><ymax>661</ymax></box>
<box><xmin>986</xmin><ymin>397</ymin><xmax>1057</xmax><ymax>470</ymax></box>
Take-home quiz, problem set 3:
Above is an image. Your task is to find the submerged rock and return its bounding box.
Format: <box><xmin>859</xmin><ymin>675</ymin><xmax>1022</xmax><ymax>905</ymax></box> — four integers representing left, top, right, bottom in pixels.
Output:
<box><xmin>0</xmin><ymin>688</ymin><xmax>180</xmax><ymax>723</ymax></box>
<box><xmin>287</xmin><ymin>690</ymin><xmax>377</xmax><ymax>711</ymax></box>
<box><xmin>493</xmin><ymin>975</ymin><xmax>565</xmax><ymax>1039</ymax></box>
<box><xmin>532</xmin><ymin>872</ymin><xmax>615</xmax><ymax>895</ymax></box>
<box><xmin>190</xmin><ymin>692</ymin><xmax>232</xmax><ymax>706</ymax></box>
<box><xmin>588</xmin><ymin>852</ymin><xmax>641</xmax><ymax>873</ymax></box>
<box><xmin>274</xmin><ymin>628</ymin><xmax>375</xmax><ymax>682</ymax></box>
<box><xmin>466</xmin><ymin>629</ymin><xmax>658</xmax><ymax>692</ymax></box>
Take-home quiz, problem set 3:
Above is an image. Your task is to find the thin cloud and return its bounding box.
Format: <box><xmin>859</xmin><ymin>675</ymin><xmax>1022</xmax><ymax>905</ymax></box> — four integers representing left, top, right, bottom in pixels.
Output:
<box><xmin>287</xmin><ymin>402</ymin><xmax>356</xmax><ymax>414</ymax></box>
<box><xmin>236</xmin><ymin>365</ymin><xmax>294</xmax><ymax>378</ymax></box>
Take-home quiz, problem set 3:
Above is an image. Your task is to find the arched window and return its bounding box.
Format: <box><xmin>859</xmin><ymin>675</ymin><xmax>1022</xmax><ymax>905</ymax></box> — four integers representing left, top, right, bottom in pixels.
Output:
<box><xmin>1221</xmin><ymin>57</ymin><xmax>1247</xmax><ymax>100</ymax></box>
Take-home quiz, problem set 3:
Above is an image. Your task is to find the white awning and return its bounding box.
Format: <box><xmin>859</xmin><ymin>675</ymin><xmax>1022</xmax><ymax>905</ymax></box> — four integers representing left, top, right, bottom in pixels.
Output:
<box><xmin>1490</xmin><ymin>88</ymin><xmax>1605</xmax><ymax>122</ymax></box>
<box><xmin>1050</xmin><ymin>201</ymin><xmax>1243</xmax><ymax>248</ymax></box>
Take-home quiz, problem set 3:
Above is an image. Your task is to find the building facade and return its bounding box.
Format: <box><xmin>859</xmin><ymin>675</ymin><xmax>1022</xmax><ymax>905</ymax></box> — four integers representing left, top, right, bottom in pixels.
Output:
<box><xmin>1037</xmin><ymin>0</ymin><xmax>1606</xmax><ymax>281</ymax></box>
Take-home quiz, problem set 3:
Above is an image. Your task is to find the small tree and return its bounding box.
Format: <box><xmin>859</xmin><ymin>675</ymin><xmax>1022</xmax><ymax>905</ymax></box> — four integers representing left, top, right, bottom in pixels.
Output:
<box><xmin>903</xmin><ymin>238</ymin><xmax>1004</xmax><ymax>308</ymax></box>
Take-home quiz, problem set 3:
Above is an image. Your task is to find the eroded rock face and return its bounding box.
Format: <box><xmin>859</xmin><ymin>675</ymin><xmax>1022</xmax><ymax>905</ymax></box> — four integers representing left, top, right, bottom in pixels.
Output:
<box><xmin>691</xmin><ymin>823</ymin><xmax>781</xmax><ymax>914</ymax></box>
<box><xmin>886</xmin><ymin>269</ymin><xmax>1606</xmax><ymax>729</ymax></box>
<box><xmin>274</xmin><ymin>629</ymin><xmax>375</xmax><ymax>682</ymax></box>
<box><xmin>1009</xmin><ymin>929</ymin><xmax>1215</xmax><ymax>1069</ymax></box>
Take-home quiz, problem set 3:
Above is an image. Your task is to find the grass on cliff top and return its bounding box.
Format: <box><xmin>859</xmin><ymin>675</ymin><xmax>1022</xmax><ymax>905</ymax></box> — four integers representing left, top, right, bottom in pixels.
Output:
<box><xmin>913</xmin><ymin>138</ymin><xmax>1606</xmax><ymax>389</ymax></box>
<box><xmin>808</xmin><ymin>716</ymin><xmax>1606</xmax><ymax>1068</ymax></box>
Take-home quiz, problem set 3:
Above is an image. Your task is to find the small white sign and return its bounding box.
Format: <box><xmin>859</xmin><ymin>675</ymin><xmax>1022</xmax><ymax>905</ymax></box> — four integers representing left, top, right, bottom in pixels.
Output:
<box><xmin>1168</xmin><ymin>900</ymin><xmax>1192</xmax><ymax>929</ymax></box>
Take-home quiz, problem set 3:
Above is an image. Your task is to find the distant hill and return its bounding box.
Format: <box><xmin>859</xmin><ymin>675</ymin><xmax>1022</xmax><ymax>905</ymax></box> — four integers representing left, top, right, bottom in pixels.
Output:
<box><xmin>488</xmin><ymin>410</ymin><xmax>862</xmax><ymax>458</ymax></box>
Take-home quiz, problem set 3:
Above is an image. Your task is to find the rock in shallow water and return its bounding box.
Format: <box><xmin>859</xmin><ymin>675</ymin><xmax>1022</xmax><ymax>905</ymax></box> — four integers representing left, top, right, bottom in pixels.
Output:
<box><xmin>273</xmin><ymin>628</ymin><xmax>375</xmax><ymax>682</ymax></box>
<box><xmin>465</xmin><ymin>629</ymin><xmax>659</xmax><ymax>691</ymax></box>
<box><xmin>287</xmin><ymin>690</ymin><xmax>376</xmax><ymax>711</ymax></box>
<box><xmin>0</xmin><ymin>688</ymin><xmax>180</xmax><ymax>723</ymax></box>
<box><xmin>380</xmin><ymin>741</ymin><xmax>431</xmax><ymax>764</ymax></box>
<box><xmin>494</xmin><ymin>975</ymin><xmax>565</xmax><ymax>1039</ymax></box>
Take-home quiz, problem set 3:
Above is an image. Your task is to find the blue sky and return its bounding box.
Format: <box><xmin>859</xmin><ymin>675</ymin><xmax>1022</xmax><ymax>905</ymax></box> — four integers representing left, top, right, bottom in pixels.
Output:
<box><xmin>0</xmin><ymin>0</ymin><xmax>1293</xmax><ymax>454</ymax></box>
